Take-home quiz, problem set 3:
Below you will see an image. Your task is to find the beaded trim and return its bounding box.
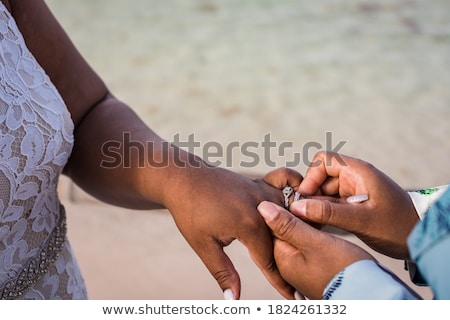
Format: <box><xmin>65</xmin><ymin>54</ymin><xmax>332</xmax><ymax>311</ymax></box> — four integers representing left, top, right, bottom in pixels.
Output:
<box><xmin>1</xmin><ymin>205</ymin><xmax>67</xmax><ymax>299</ymax></box>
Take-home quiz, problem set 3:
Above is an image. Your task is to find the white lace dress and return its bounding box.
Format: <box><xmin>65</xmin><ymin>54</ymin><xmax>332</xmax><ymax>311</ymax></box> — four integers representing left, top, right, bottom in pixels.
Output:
<box><xmin>0</xmin><ymin>3</ymin><xmax>87</xmax><ymax>299</ymax></box>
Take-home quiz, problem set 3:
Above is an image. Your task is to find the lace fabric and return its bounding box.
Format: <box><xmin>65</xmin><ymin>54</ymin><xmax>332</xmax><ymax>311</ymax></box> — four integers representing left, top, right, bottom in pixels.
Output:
<box><xmin>0</xmin><ymin>3</ymin><xmax>87</xmax><ymax>299</ymax></box>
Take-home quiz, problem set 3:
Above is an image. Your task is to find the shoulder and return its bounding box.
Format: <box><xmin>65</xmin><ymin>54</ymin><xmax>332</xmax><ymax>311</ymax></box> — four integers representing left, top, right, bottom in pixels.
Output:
<box><xmin>5</xmin><ymin>0</ymin><xmax>108</xmax><ymax>127</ymax></box>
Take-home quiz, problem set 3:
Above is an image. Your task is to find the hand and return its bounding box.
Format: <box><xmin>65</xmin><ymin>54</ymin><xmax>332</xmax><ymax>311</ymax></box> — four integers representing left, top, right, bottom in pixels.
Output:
<box><xmin>263</xmin><ymin>167</ymin><xmax>323</xmax><ymax>229</ymax></box>
<box><xmin>257</xmin><ymin>201</ymin><xmax>374</xmax><ymax>299</ymax></box>
<box><xmin>165</xmin><ymin>166</ymin><xmax>297</xmax><ymax>300</ymax></box>
<box><xmin>292</xmin><ymin>152</ymin><xmax>419</xmax><ymax>259</ymax></box>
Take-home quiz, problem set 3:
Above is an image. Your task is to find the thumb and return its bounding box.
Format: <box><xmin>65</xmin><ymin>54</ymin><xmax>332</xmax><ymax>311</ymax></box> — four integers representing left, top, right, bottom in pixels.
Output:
<box><xmin>257</xmin><ymin>201</ymin><xmax>319</xmax><ymax>249</ymax></box>
<box><xmin>290</xmin><ymin>199</ymin><xmax>363</xmax><ymax>232</ymax></box>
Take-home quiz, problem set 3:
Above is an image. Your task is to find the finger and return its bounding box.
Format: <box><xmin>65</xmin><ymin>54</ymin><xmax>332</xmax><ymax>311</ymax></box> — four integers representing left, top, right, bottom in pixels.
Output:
<box><xmin>192</xmin><ymin>238</ymin><xmax>241</xmax><ymax>300</ymax></box>
<box><xmin>290</xmin><ymin>194</ymin><xmax>342</xmax><ymax>208</ymax></box>
<box><xmin>263</xmin><ymin>167</ymin><xmax>303</xmax><ymax>190</ymax></box>
<box><xmin>273</xmin><ymin>238</ymin><xmax>307</xmax><ymax>299</ymax></box>
<box><xmin>238</xmin><ymin>215</ymin><xmax>296</xmax><ymax>299</ymax></box>
<box><xmin>290</xmin><ymin>199</ymin><xmax>364</xmax><ymax>232</ymax></box>
<box><xmin>300</xmin><ymin>152</ymin><xmax>350</xmax><ymax>195</ymax></box>
<box><xmin>273</xmin><ymin>237</ymin><xmax>299</xmax><ymax>261</ymax></box>
<box><xmin>289</xmin><ymin>195</ymin><xmax>341</xmax><ymax>231</ymax></box>
<box><xmin>257</xmin><ymin>201</ymin><xmax>325</xmax><ymax>249</ymax></box>
<box><xmin>318</xmin><ymin>177</ymin><xmax>340</xmax><ymax>196</ymax></box>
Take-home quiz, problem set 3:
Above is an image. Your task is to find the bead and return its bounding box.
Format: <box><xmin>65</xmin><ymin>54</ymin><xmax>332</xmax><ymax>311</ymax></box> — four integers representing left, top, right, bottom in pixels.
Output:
<box><xmin>0</xmin><ymin>206</ymin><xmax>67</xmax><ymax>300</ymax></box>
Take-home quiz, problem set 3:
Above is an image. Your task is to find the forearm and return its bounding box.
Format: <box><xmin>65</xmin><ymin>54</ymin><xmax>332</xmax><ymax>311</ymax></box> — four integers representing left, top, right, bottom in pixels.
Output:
<box><xmin>64</xmin><ymin>94</ymin><xmax>208</xmax><ymax>210</ymax></box>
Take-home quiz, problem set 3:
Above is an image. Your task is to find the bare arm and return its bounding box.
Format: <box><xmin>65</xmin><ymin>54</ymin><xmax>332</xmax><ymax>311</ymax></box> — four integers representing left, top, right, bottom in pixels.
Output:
<box><xmin>8</xmin><ymin>0</ymin><xmax>294</xmax><ymax>299</ymax></box>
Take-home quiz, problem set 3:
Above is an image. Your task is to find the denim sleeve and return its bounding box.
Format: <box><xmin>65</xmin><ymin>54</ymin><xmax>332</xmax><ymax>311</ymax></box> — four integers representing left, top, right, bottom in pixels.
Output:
<box><xmin>408</xmin><ymin>186</ymin><xmax>450</xmax><ymax>299</ymax></box>
<box><xmin>322</xmin><ymin>260</ymin><xmax>420</xmax><ymax>300</ymax></box>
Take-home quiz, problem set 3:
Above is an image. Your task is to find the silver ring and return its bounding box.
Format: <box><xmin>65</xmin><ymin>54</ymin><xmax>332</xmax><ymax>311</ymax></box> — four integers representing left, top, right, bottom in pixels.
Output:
<box><xmin>294</xmin><ymin>192</ymin><xmax>302</xmax><ymax>202</ymax></box>
<box><xmin>283</xmin><ymin>186</ymin><xmax>293</xmax><ymax>208</ymax></box>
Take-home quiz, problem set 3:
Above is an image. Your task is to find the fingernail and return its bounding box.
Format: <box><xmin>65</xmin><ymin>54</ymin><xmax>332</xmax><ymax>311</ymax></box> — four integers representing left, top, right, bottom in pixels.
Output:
<box><xmin>257</xmin><ymin>201</ymin><xmax>278</xmax><ymax>219</ymax></box>
<box><xmin>223</xmin><ymin>289</ymin><xmax>235</xmax><ymax>300</ymax></box>
<box><xmin>294</xmin><ymin>291</ymin><xmax>305</xmax><ymax>300</ymax></box>
<box><xmin>290</xmin><ymin>201</ymin><xmax>306</xmax><ymax>216</ymax></box>
<box><xmin>346</xmin><ymin>194</ymin><xmax>369</xmax><ymax>203</ymax></box>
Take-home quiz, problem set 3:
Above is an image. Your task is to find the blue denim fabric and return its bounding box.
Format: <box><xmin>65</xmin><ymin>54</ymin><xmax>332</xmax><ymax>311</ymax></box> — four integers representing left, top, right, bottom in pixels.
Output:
<box><xmin>408</xmin><ymin>186</ymin><xmax>450</xmax><ymax>299</ymax></box>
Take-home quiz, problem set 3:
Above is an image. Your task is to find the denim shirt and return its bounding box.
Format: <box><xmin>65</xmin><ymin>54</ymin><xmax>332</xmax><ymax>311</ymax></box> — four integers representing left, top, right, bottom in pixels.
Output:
<box><xmin>407</xmin><ymin>186</ymin><xmax>450</xmax><ymax>299</ymax></box>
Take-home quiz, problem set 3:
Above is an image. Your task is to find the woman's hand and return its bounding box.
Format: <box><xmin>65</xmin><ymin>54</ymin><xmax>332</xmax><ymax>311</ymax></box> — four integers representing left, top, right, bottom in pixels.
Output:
<box><xmin>164</xmin><ymin>165</ymin><xmax>298</xmax><ymax>300</ymax></box>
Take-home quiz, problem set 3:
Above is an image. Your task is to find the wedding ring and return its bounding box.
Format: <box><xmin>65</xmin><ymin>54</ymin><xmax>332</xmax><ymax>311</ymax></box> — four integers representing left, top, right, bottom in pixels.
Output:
<box><xmin>282</xmin><ymin>186</ymin><xmax>293</xmax><ymax>209</ymax></box>
<box><xmin>294</xmin><ymin>192</ymin><xmax>302</xmax><ymax>202</ymax></box>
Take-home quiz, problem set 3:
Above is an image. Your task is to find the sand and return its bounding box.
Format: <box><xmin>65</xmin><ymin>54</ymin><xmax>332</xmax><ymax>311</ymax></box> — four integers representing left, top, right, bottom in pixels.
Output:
<box><xmin>46</xmin><ymin>0</ymin><xmax>450</xmax><ymax>299</ymax></box>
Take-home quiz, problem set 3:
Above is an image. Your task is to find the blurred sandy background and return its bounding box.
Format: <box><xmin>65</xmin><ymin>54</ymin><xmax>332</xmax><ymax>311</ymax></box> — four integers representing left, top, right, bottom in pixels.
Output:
<box><xmin>47</xmin><ymin>0</ymin><xmax>449</xmax><ymax>299</ymax></box>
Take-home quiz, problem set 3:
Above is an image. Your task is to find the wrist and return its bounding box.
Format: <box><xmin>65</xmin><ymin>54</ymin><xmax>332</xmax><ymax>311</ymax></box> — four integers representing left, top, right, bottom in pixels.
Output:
<box><xmin>132</xmin><ymin>143</ymin><xmax>209</xmax><ymax>209</ymax></box>
<box><xmin>323</xmin><ymin>260</ymin><xmax>420</xmax><ymax>300</ymax></box>
<box><xmin>407</xmin><ymin>185</ymin><xmax>449</xmax><ymax>220</ymax></box>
